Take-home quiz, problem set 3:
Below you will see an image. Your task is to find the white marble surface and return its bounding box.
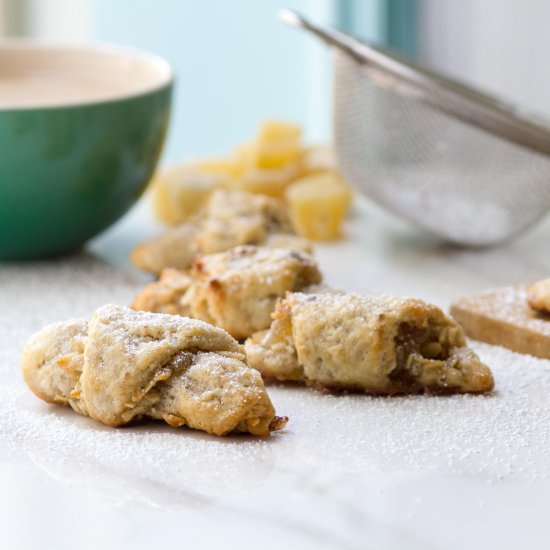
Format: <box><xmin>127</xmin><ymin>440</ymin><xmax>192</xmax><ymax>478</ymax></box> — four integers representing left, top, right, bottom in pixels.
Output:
<box><xmin>2</xmin><ymin>196</ymin><xmax>550</xmax><ymax>550</ymax></box>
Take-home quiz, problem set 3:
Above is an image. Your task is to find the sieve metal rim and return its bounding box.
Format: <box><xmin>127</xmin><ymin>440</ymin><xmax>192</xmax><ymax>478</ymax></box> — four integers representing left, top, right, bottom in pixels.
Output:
<box><xmin>280</xmin><ymin>8</ymin><xmax>550</xmax><ymax>157</ymax></box>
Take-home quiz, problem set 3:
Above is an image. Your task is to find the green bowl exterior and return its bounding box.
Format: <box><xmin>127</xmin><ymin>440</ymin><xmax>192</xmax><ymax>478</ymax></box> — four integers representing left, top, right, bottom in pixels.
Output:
<box><xmin>0</xmin><ymin>84</ymin><xmax>172</xmax><ymax>260</ymax></box>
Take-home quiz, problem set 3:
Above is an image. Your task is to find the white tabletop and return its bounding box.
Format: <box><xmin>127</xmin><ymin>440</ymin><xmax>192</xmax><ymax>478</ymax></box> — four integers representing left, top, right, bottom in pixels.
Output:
<box><xmin>2</xmin><ymin>196</ymin><xmax>550</xmax><ymax>550</ymax></box>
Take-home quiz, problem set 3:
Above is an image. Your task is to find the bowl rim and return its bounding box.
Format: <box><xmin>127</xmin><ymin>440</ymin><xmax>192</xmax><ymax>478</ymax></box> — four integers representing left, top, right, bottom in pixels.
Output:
<box><xmin>0</xmin><ymin>39</ymin><xmax>174</xmax><ymax>111</ymax></box>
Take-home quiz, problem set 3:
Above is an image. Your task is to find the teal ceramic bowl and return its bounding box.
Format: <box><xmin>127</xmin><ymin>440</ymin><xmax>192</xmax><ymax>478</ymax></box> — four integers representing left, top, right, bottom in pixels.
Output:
<box><xmin>0</xmin><ymin>41</ymin><xmax>173</xmax><ymax>260</ymax></box>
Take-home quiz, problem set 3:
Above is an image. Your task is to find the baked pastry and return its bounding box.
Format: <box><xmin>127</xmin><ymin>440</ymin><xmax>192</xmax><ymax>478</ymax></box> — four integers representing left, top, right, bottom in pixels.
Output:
<box><xmin>132</xmin><ymin>246</ymin><xmax>322</xmax><ymax>340</ymax></box>
<box><xmin>246</xmin><ymin>291</ymin><xmax>494</xmax><ymax>394</ymax></box>
<box><xmin>527</xmin><ymin>278</ymin><xmax>550</xmax><ymax>314</ymax></box>
<box><xmin>130</xmin><ymin>224</ymin><xmax>199</xmax><ymax>274</ymax></box>
<box><xmin>451</xmin><ymin>285</ymin><xmax>550</xmax><ymax>359</ymax></box>
<box><xmin>131</xmin><ymin>268</ymin><xmax>193</xmax><ymax>316</ymax></box>
<box><xmin>132</xmin><ymin>189</ymin><xmax>311</xmax><ymax>274</ymax></box>
<box><xmin>21</xmin><ymin>304</ymin><xmax>287</xmax><ymax>436</ymax></box>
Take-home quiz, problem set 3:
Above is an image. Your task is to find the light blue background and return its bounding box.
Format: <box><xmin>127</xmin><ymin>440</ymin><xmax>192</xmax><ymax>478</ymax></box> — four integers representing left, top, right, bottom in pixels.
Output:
<box><xmin>93</xmin><ymin>0</ymin><xmax>389</xmax><ymax>164</ymax></box>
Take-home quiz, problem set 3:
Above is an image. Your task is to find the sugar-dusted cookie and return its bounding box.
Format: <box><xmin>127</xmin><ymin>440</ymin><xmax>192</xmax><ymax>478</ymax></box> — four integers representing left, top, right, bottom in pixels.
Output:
<box><xmin>20</xmin><ymin>319</ymin><xmax>88</xmax><ymax>405</ymax></box>
<box><xmin>22</xmin><ymin>305</ymin><xmax>287</xmax><ymax>436</ymax></box>
<box><xmin>194</xmin><ymin>188</ymin><xmax>293</xmax><ymax>254</ymax></box>
<box><xmin>131</xmin><ymin>224</ymin><xmax>199</xmax><ymax>275</ymax></box>
<box><xmin>132</xmin><ymin>246</ymin><xmax>322</xmax><ymax>340</ymax></box>
<box><xmin>132</xmin><ymin>189</ymin><xmax>311</xmax><ymax>274</ymax></box>
<box><xmin>131</xmin><ymin>268</ymin><xmax>193</xmax><ymax>316</ymax></box>
<box><xmin>451</xmin><ymin>285</ymin><xmax>550</xmax><ymax>360</ymax></box>
<box><xmin>246</xmin><ymin>292</ymin><xmax>494</xmax><ymax>394</ymax></box>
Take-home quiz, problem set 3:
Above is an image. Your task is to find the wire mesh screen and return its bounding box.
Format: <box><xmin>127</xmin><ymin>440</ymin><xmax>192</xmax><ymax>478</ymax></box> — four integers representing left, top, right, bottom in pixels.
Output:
<box><xmin>333</xmin><ymin>51</ymin><xmax>550</xmax><ymax>245</ymax></box>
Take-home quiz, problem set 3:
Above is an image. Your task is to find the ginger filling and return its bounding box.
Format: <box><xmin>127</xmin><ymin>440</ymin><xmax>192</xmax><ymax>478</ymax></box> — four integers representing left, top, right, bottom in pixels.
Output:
<box><xmin>391</xmin><ymin>322</ymin><xmax>451</xmax><ymax>390</ymax></box>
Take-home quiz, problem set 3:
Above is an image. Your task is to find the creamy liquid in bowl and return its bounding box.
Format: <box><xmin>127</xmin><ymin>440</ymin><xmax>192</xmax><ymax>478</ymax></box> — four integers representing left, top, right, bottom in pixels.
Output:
<box><xmin>0</xmin><ymin>73</ymin><xmax>133</xmax><ymax>107</ymax></box>
<box><xmin>0</xmin><ymin>44</ymin><xmax>172</xmax><ymax>109</ymax></box>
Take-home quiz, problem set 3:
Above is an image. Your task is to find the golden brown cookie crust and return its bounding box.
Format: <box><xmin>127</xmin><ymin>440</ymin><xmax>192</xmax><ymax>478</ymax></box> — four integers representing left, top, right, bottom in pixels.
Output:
<box><xmin>132</xmin><ymin>245</ymin><xmax>322</xmax><ymax>340</ymax></box>
<box><xmin>131</xmin><ymin>223</ymin><xmax>199</xmax><ymax>275</ymax></box>
<box><xmin>527</xmin><ymin>279</ymin><xmax>550</xmax><ymax>314</ymax></box>
<box><xmin>131</xmin><ymin>268</ymin><xmax>193</xmax><ymax>316</ymax></box>
<box><xmin>246</xmin><ymin>292</ymin><xmax>494</xmax><ymax>395</ymax></box>
<box><xmin>21</xmin><ymin>319</ymin><xmax>87</xmax><ymax>405</ymax></box>
<box><xmin>451</xmin><ymin>284</ymin><xmax>550</xmax><ymax>360</ymax></box>
<box><xmin>21</xmin><ymin>305</ymin><xmax>287</xmax><ymax>437</ymax></box>
<box><xmin>131</xmin><ymin>189</ymin><xmax>310</xmax><ymax>274</ymax></box>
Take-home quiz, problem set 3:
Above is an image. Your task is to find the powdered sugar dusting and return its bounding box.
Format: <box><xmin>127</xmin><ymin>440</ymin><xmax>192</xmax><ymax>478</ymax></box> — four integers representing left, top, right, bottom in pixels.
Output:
<box><xmin>454</xmin><ymin>285</ymin><xmax>550</xmax><ymax>335</ymax></box>
<box><xmin>271</xmin><ymin>340</ymin><xmax>550</xmax><ymax>484</ymax></box>
<box><xmin>3</xmin><ymin>252</ymin><xmax>550</xmax><ymax>513</ymax></box>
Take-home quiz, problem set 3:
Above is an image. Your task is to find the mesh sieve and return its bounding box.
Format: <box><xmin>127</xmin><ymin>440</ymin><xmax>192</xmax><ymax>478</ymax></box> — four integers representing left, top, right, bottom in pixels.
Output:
<box><xmin>281</xmin><ymin>9</ymin><xmax>550</xmax><ymax>246</ymax></box>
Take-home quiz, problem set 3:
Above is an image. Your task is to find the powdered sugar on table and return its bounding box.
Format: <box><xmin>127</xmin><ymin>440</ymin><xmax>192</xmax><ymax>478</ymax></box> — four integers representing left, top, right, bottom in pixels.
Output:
<box><xmin>3</xmin><ymin>199</ymin><xmax>550</xmax><ymax>548</ymax></box>
<box><xmin>2</xmin><ymin>253</ymin><xmax>550</xmax><ymax>508</ymax></box>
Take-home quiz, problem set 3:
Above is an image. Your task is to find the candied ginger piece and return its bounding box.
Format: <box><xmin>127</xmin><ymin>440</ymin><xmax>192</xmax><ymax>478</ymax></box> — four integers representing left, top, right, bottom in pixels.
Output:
<box><xmin>285</xmin><ymin>171</ymin><xmax>353</xmax><ymax>240</ymax></box>
<box><xmin>252</xmin><ymin>120</ymin><xmax>302</xmax><ymax>169</ymax></box>
<box><xmin>152</xmin><ymin>162</ymin><xmax>234</xmax><ymax>224</ymax></box>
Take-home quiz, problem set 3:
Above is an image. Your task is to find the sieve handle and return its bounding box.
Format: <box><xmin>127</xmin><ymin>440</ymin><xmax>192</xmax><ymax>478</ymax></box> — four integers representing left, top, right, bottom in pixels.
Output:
<box><xmin>279</xmin><ymin>8</ymin><xmax>550</xmax><ymax>158</ymax></box>
<box><xmin>278</xmin><ymin>8</ymin><xmax>368</xmax><ymax>63</ymax></box>
<box><xmin>279</xmin><ymin>9</ymin><xmax>441</xmax><ymax>94</ymax></box>
<box><xmin>278</xmin><ymin>8</ymin><xmax>413</xmax><ymax>75</ymax></box>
